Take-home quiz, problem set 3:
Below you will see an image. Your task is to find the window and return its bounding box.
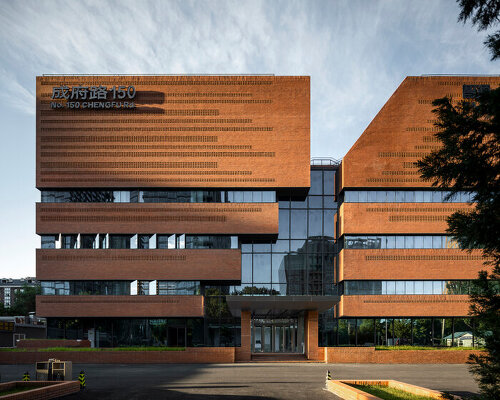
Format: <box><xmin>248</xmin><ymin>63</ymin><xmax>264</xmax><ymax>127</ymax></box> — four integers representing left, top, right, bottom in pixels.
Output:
<box><xmin>109</xmin><ymin>235</ymin><xmax>132</xmax><ymax>249</ymax></box>
<box><xmin>185</xmin><ymin>236</ymin><xmax>234</xmax><ymax>249</ymax></box>
<box><xmin>343</xmin><ymin>190</ymin><xmax>475</xmax><ymax>203</ymax></box>
<box><xmin>158</xmin><ymin>281</ymin><xmax>200</xmax><ymax>295</ymax></box>
<box><xmin>80</xmin><ymin>234</ymin><xmax>96</xmax><ymax>249</ymax></box>
<box><xmin>138</xmin><ymin>235</ymin><xmax>151</xmax><ymax>249</ymax></box>
<box><xmin>61</xmin><ymin>235</ymin><xmax>77</xmax><ymax>249</ymax></box>
<box><xmin>41</xmin><ymin>235</ymin><xmax>56</xmax><ymax>249</ymax></box>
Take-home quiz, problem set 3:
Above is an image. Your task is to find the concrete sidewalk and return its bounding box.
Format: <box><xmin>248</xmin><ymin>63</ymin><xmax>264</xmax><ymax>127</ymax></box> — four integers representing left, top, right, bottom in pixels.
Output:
<box><xmin>0</xmin><ymin>363</ymin><xmax>478</xmax><ymax>399</ymax></box>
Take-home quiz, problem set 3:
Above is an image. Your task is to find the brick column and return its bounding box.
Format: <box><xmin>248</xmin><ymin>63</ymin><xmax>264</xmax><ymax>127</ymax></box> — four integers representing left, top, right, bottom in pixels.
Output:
<box><xmin>236</xmin><ymin>310</ymin><xmax>251</xmax><ymax>361</ymax></box>
<box><xmin>305</xmin><ymin>310</ymin><xmax>320</xmax><ymax>360</ymax></box>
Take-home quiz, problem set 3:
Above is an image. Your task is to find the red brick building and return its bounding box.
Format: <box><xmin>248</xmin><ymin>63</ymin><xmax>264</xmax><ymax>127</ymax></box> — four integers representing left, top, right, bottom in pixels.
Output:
<box><xmin>35</xmin><ymin>75</ymin><xmax>497</xmax><ymax>359</ymax></box>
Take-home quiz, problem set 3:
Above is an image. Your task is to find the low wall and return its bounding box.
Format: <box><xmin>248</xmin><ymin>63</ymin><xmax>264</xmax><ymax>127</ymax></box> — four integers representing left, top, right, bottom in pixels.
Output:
<box><xmin>323</xmin><ymin>346</ymin><xmax>485</xmax><ymax>363</ymax></box>
<box><xmin>326</xmin><ymin>380</ymin><xmax>448</xmax><ymax>400</ymax></box>
<box><xmin>16</xmin><ymin>339</ymin><xmax>91</xmax><ymax>349</ymax></box>
<box><xmin>0</xmin><ymin>381</ymin><xmax>80</xmax><ymax>400</ymax></box>
<box><xmin>0</xmin><ymin>347</ymin><xmax>235</xmax><ymax>364</ymax></box>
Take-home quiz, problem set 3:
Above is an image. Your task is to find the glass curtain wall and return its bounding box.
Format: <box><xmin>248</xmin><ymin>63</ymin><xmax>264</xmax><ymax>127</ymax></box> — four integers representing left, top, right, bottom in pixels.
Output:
<box><xmin>233</xmin><ymin>167</ymin><xmax>337</xmax><ymax>296</ymax></box>
<box><xmin>318</xmin><ymin>317</ymin><xmax>480</xmax><ymax>347</ymax></box>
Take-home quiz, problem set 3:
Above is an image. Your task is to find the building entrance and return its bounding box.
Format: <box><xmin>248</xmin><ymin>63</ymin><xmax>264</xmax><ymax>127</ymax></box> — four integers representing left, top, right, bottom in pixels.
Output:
<box><xmin>251</xmin><ymin>318</ymin><xmax>303</xmax><ymax>353</ymax></box>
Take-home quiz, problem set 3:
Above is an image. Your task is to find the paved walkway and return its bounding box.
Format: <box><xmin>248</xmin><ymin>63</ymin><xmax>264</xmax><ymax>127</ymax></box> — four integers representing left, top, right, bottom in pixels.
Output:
<box><xmin>0</xmin><ymin>363</ymin><xmax>478</xmax><ymax>399</ymax></box>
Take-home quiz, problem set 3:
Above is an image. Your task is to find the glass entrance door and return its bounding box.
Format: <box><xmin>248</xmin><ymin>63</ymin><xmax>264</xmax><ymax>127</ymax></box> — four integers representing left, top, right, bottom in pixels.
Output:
<box><xmin>251</xmin><ymin>318</ymin><xmax>301</xmax><ymax>353</ymax></box>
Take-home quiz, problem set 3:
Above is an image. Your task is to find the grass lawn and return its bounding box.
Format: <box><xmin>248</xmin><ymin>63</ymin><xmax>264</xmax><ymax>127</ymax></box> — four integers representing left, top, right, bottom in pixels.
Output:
<box><xmin>375</xmin><ymin>345</ymin><xmax>483</xmax><ymax>351</ymax></box>
<box><xmin>349</xmin><ymin>384</ymin><xmax>436</xmax><ymax>400</ymax></box>
<box><xmin>0</xmin><ymin>346</ymin><xmax>185</xmax><ymax>352</ymax></box>
<box><xmin>0</xmin><ymin>385</ymin><xmax>43</xmax><ymax>396</ymax></box>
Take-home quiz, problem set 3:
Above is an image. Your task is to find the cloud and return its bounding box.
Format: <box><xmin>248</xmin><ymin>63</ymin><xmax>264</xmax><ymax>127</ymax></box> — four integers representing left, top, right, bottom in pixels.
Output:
<box><xmin>0</xmin><ymin>0</ymin><xmax>496</xmax><ymax>155</ymax></box>
<box><xmin>1</xmin><ymin>0</ymin><xmax>500</xmax><ymax>278</ymax></box>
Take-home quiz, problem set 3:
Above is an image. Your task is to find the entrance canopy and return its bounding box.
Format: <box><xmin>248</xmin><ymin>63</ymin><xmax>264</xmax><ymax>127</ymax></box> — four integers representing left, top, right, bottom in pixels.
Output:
<box><xmin>225</xmin><ymin>295</ymin><xmax>339</xmax><ymax>317</ymax></box>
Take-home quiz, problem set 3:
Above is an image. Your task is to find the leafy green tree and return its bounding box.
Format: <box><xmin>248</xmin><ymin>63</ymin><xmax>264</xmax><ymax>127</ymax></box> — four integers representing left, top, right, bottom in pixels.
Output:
<box><xmin>457</xmin><ymin>0</ymin><xmax>500</xmax><ymax>60</ymax></box>
<box><xmin>417</xmin><ymin>87</ymin><xmax>500</xmax><ymax>399</ymax></box>
<box><xmin>0</xmin><ymin>284</ymin><xmax>41</xmax><ymax>316</ymax></box>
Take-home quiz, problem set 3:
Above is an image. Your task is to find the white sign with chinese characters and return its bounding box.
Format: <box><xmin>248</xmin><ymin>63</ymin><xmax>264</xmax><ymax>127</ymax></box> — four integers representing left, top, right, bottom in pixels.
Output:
<box><xmin>50</xmin><ymin>85</ymin><xmax>136</xmax><ymax>109</ymax></box>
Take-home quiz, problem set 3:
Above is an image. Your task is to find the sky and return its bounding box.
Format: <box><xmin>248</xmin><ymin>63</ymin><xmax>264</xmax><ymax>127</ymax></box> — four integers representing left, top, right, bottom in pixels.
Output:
<box><xmin>0</xmin><ymin>0</ymin><xmax>498</xmax><ymax>278</ymax></box>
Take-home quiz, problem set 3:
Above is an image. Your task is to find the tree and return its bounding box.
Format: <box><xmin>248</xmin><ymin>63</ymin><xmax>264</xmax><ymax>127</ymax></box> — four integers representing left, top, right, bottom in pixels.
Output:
<box><xmin>457</xmin><ymin>0</ymin><xmax>500</xmax><ymax>60</ymax></box>
<box><xmin>417</xmin><ymin>86</ymin><xmax>500</xmax><ymax>400</ymax></box>
<box><xmin>0</xmin><ymin>284</ymin><xmax>41</xmax><ymax>317</ymax></box>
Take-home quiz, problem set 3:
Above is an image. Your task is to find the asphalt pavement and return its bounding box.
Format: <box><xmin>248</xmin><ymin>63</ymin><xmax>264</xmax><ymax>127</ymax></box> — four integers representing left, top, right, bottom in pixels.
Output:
<box><xmin>0</xmin><ymin>363</ymin><xmax>479</xmax><ymax>399</ymax></box>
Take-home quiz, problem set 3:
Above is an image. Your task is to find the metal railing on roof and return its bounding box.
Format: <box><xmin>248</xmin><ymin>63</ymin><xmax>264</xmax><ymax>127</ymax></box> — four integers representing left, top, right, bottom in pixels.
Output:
<box><xmin>310</xmin><ymin>157</ymin><xmax>341</xmax><ymax>166</ymax></box>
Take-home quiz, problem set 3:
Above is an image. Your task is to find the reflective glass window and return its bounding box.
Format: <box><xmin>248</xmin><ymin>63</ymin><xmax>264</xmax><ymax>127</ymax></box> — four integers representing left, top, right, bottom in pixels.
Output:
<box><xmin>423</xmin><ymin>191</ymin><xmax>432</xmax><ymax>202</ymax></box>
<box><xmin>433</xmin><ymin>281</ymin><xmax>444</xmax><ymax>294</ymax></box>
<box><xmin>241</xmin><ymin>254</ymin><xmax>252</xmax><ymax>282</ymax></box>
<box><xmin>308</xmin><ymin>196</ymin><xmax>322</xmax><ymax>208</ymax></box>
<box><xmin>41</xmin><ymin>235</ymin><xmax>56</xmax><ymax>249</ymax></box>
<box><xmin>404</xmin><ymin>236</ymin><xmax>414</xmax><ymax>248</ymax></box>
<box><xmin>138</xmin><ymin>235</ymin><xmax>151</xmax><ymax>249</ymax></box>
<box><xmin>386</xmin><ymin>281</ymin><xmax>396</xmax><ymax>295</ymax></box>
<box><xmin>271</xmin><ymin>240</ymin><xmax>289</xmax><ymax>252</ymax></box>
<box><xmin>262</xmin><ymin>191</ymin><xmax>276</xmax><ymax>202</ymax></box>
<box><xmin>423</xmin><ymin>236</ymin><xmax>433</xmax><ymax>249</ymax></box>
<box><xmin>278</xmin><ymin>209</ymin><xmax>290</xmax><ymax>238</ymax></box>
<box><xmin>272</xmin><ymin>254</ymin><xmax>286</xmax><ymax>283</ymax></box>
<box><xmin>358</xmin><ymin>191</ymin><xmax>368</xmax><ymax>202</ymax></box>
<box><xmin>432</xmin><ymin>236</ymin><xmax>442</xmax><ymax>249</ymax></box>
<box><xmin>290</xmin><ymin>239</ymin><xmax>306</xmax><ymax>253</ymax></box>
<box><xmin>405</xmin><ymin>191</ymin><xmax>415</xmax><ymax>202</ymax></box>
<box><xmin>185</xmin><ymin>236</ymin><xmax>231</xmax><ymax>249</ymax></box>
<box><xmin>80</xmin><ymin>234</ymin><xmax>96</xmax><ymax>249</ymax></box>
<box><xmin>252</xmin><ymin>191</ymin><xmax>263</xmax><ymax>203</ymax></box>
<box><xmin>376</xmin><ymin>191</ymin><xmax>386</xmax><ymax>202</ymax></box>
<box><xmin>323</xmin><ymin>210</ymin><xmax>335</xmax><ymax>237</ymax></box>
<box><xmin>243</xmin><ymin>191</ymin><xmax>253</xmax><ymax>202</ymax></box>
<box><xmin>324</xmin><ymin>196</ymin><xmax>336</xmax><ymax>208</ymax></box>
<box><xmin>432</xmin><ymin>191</ymin><xmax>442</xmax><ymax>202</ymax></box>
<box><xmin>386</xmin><ymin>236</ymin><xmax>395</xmax><ymax>249</ymax></box>
<box><xmin>368</xmin><ymin>191</ymin><xmax>377</xmax><ymax>202</ymax></box>
<box><xmin>414</xmin><ymin>236</ymin><xmax>424</xmax><ymax>248</ymax></box>
<box><xmin>291</xmin><ymin>210</ymin><xmax>307</xmax><ymax>238</ymax></box>
<box><xmin>157</xmin><ymin>235</ymin><xmax>169</xmax><ymax>249</ymax></box>
<box><xmin>414</xmin><ymin>191</ymin><xmax>424</xmax><ymax>202</ymax></box>
<box><xmin>386</xmin><ymin>191</ymin><xmax>396</xmax><ymax>202</ymax></box>
<box><xmin>253</xmin><ymin>254</ymin><xmax>271</xmax><ymax>283</ymax></box>
<box><xmin>241</xmin><ymin>243</ymin><xmax>252</xmax><ymax>253</ymax></box>
<box><xmin>345</xmin><ymin>191</ymin><xmax>357</xmax><ymax>202</ymax></box>
<box><xmin>61</xmin><ymin>235</ymin><xmax>78</xmax><ymax>249</ymax></box>
<box><xmin>253</xmin><ymin>243</ymin><xmax>271</xmax><ymax>252</ymax></box>
<box><xmin>168</xmin><ymin>234</ymin><xmax>176</xmax><ymax>249</ymax></box>
<box><xmin>414</xmin><ymin>281</ymin><xmax>424</xmax><ymax>294</ymax></box>
<box><xmin>98</xmin><ymin>234</ymin><xmax>107</xmax><ymax>249</ymax></box>
<box><xmin>233</xmin><ymin>192</ymin><xmax>244</xmax><ymax>202</ymax></box>
<box><xmin>310</xmin><ymin>170</ymin><xmax>323</xmax><ymax>195</ymax></box>
<box><xmin>324</xmin><ymin>170</ymin><xmax>335</xmax><ymax>195</ymax></box>
<box><xmin>291</xmin><ymin>198</ymin><xmax>308</xmax><ymax>208</ymax></box>
<box><xmin>109</xmin><ymin>235</ymin><xmax>131</xmax><ymax>249</ymax></box>
<box><xmin>308</xmin><ymin>210</ymin><xmax>323</xmax><ymax>236</ymax></box>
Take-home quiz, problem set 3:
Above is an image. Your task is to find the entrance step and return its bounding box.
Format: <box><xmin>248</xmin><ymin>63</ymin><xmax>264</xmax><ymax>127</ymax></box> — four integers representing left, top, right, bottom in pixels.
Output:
<box><xmin>250</xmin><ymin>353</ymin><xmax>319</xmax><ymax>363</ymax></box>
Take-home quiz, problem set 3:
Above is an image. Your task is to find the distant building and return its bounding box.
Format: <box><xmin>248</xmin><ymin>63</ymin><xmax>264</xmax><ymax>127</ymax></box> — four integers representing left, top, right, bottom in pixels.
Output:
<box><xmin>0</xmin><ymin>315</ymin><xmax>46</xmax><ymax>347</ymax></box>
<box><xmin>0</xmin><ymin>278</ymin><xmax>37</xmax><ymax>309</ymax></box>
